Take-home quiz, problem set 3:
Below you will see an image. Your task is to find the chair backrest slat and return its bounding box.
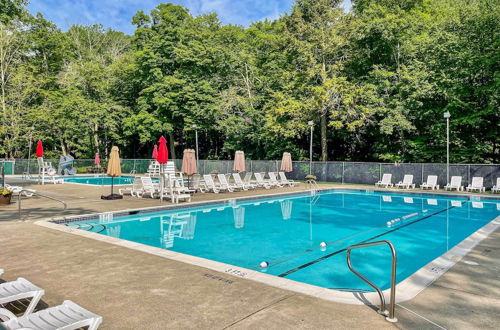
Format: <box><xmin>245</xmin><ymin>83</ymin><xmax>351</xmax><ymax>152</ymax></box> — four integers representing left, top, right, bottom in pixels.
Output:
<box><xmin>381</xmin><ymin>173</ymin><xmax>391</xmax><ymax>183</ymax></box>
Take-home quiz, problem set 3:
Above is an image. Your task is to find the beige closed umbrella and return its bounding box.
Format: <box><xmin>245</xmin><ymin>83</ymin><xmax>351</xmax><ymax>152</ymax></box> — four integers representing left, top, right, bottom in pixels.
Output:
<box><xmin>101</xmin><ymin>146</ymin><xmax>123</xmax><ymax>200</ymax></box>
<box><xmin>233</xmin><ymin>150</ymin><xmax>245</xmax><ymax>173</ymax></box>
<box><xmin>181</xmin><ymin>149</ymin><xmax>197</xmax><ymax>176</ymax></box>
<box><xmin>280</xmin><ymin>152</ymin><xmax>293</xmax><ymax>172</ymax></box>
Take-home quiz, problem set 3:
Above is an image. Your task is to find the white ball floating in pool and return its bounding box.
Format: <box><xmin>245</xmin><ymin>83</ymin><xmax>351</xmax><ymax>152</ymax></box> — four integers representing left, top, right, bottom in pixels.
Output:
<box><xmin>259</xmin><ymin>261</ymin><xmax>269</xmax><ymax>268</ymax></box>
<box><xmin>320</xmin><ymin>242</ymin><xmax>327</xmax><ymax>248</ymax></box>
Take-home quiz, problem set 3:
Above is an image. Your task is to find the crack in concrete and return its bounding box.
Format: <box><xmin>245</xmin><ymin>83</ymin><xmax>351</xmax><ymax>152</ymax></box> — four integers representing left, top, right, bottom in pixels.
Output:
<box><xmin>221</xmin><ymin>293</ymin><xmax>296</xmax><ymax>329</ymax></box>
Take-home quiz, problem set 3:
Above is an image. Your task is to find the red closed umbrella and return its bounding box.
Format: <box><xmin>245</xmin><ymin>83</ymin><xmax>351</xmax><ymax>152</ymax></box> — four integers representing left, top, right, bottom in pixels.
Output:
<box><xmin>35</xmin><ymin>140</ymin><xmax>43</xmax><ymax>158</ymax></box>
<box><xmin>157</xmin><ymin>136</ymin><xmax>169</xmax><ymax>202</ymax></box>
<box><xmin>94</xmin><ymin>152</ymin><xmax>101</xmax><ymax>166</ymax></box>
<box><xmin>152</xmin><ymin>145</ymin><xmax>158</xmax><ymax>159</ymax></box>
<box><xmin>157</xmin><ymin>136</ymin><xmax>168</xmax><ymax>164</ymax></box>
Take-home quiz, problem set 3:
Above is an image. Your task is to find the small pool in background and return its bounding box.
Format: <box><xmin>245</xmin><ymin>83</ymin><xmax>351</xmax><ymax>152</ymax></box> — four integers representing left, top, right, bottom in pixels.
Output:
<box><xmin>63</xmin><ymin>190</ymin><xmax>499</xmax><ymax>291</ymax></box>
<box><xmin>61</xmin><ymin>175</ymin><xmax>137</xmax><ymax>185</ymax></box>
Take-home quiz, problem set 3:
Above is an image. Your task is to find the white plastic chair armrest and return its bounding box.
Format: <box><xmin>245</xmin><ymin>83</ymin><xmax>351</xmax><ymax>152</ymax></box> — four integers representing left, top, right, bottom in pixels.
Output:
<box><xmin>0</xmin><ymin>307</ymin><xmax>16</xmax><ymax>322</ymax></box>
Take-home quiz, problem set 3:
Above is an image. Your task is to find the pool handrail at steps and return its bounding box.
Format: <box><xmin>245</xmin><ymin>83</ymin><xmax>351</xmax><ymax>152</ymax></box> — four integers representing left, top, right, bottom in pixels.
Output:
<box><xmin>17</xmin><ymin>190</ymin><xmax>67</xmax><ymax>220</ymax></box>
<box><xmin>346</xmin><ymin>240</ymin><xmax>397</xmax><ymax>323</ymax></box>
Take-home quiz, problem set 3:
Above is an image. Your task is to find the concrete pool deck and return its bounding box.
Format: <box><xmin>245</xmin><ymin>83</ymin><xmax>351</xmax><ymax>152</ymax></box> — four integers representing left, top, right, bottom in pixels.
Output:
<box><xmin>0</xmin><ymin>181</ymin><xmax>499</xmax><ymax>329</ymax></box>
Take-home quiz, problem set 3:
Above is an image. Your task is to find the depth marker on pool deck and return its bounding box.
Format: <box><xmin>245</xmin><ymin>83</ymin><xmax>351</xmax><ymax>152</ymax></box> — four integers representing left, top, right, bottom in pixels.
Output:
<box><xmin>278</xmin><ymin>203</ymin><xmax>465</xmax><ymax>278</ymax></box>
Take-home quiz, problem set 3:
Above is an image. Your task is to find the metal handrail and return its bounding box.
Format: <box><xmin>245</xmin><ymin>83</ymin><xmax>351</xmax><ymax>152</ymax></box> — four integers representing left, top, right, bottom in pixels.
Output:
<box><xmin>346</xmin><ymin>240</ymin><xmax>397</xmax><ymax>323</ymax></box>
<box><xmin>18</xmin><ymin>190</ymin><xmax>67</xmax><ymax>219</ymax></box>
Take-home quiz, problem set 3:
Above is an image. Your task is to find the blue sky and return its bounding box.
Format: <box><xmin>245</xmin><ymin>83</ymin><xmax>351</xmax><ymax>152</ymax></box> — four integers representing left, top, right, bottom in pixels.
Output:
<box><xmin>28</xmin><ymin>0</ymin><xmax>352</xmax><ymax>34</ymax></box>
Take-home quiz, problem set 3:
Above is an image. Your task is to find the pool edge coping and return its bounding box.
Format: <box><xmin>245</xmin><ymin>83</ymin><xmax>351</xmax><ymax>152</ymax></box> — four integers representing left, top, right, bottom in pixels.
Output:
<box><xmin>35</xmin><ymin>188</ymin><xmax>500</xmax><ymax>306</ymax></box>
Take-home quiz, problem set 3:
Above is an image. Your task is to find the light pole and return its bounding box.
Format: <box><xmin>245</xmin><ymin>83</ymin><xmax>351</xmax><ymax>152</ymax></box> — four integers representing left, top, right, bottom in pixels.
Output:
<box><xmin>193</xmin><ymin>124</ymin><xmax>199</xmax><ymax>169</ymax></box>
<box><xmin>443</xmin><ymin>111</ymin><xmax>451</xmax><ymax>184</ymax></box>
<box><xmin>308</xmin><ymin>120</ymin><xmax>314</xmax><ymax>175</ymax></box>
<box><xmin>27</xmin><ymin>126</ymin><xmax>34</xmax><ymax>176</ymax></box>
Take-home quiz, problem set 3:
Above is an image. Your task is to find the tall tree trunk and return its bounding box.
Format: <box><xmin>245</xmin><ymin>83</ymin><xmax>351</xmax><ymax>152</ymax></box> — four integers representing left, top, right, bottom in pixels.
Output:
<box><xmin>60</xmin><ymin>139</ymin><xmax>67</xmax><ymax>156</ymax></box>
<box><xmin>169</xmin><ymin>132</ymin><xmax>176</xmax><ymax>160</ymax></box>
<box><xmin>320</xmin><ymin>112</ymin><xmax>328</xmax><ymax>161</ymax></box>
<box><xmin>93</xmin><ymin>123</ymin><xmax>99</xmax><ymax>153</ymax></box>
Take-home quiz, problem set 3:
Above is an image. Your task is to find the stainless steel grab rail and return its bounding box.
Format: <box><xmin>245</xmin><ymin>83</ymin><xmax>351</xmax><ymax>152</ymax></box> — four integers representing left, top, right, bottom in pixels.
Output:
<box><xmin>346</xmin><ymin>240</ymin><xmax>397</xmax><ymax>323</ymax></box>
<box><xmin>18</xmin><ymin>190</ymin><xmax>67</xmax><ymax>219</ymax></box>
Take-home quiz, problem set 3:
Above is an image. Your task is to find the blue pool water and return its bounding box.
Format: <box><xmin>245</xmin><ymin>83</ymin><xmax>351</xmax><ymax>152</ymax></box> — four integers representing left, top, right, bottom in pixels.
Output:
<box><xmin>61</xmin><ymin>175</ymin><xmax>136</xmax><ymax>185</ymax></box>
<box><xmin>65</xmin><ymin>190</ymin><xmax>499</xmax><ymax>291</ymax></box>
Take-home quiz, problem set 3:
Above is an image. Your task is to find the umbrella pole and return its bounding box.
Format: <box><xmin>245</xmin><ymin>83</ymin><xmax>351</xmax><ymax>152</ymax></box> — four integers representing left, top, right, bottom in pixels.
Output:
<box><xmin>111</xmin><ymin>177</ymin><xmax>114</xmax><ymax>196</ymax></box>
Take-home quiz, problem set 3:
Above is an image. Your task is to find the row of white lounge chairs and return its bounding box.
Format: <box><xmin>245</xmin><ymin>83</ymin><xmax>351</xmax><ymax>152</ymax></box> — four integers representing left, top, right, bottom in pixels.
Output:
<box><xmin>119</xmin><ymin>172</ymin><xmax>299</xmax><ymax>203</ymax></box>
<box><xmin>375</xmin><ymin>174</ymin><xmax>500</xmax><ymax>192</ymax></box>
<box><xmin>0</xmin><ymin>269</ymin><xmax>102</xmax><ymax>330</ymax></box>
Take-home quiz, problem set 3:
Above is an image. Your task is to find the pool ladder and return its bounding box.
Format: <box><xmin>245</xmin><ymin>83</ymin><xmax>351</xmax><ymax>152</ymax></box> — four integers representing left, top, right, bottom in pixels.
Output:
<box><xmin>346</xmin><ymin>240</ymin><xmax>398</xmax><ymax>323</ymax></box>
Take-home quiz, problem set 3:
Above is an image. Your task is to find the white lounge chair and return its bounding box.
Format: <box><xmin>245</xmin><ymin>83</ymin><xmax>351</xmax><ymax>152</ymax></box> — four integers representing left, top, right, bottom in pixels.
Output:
<box><xmin>444</xmin><ymin>176</ymin><xmax>463</xmax><ymax>191</ymax></box>
<box><xmin>375</xmin><ymin>174</ymin><xmax>393</xmax><ymax>188</ymax></box>
<box><xmin>278</xmin><ymin>172</ymin><xmax>298</xmax><ymax>187</ymax></box>
<box><xmin>0</xmin><ymin>269</ymin><xmax>3</xmax><ymax>277</ymax></box>
<box><xmin>192</xmin><ymin>174</ymin><xmax>207</xmax><ymax>193</ymax></box>
<box><xmin>164</xmin><ymin>175</ymin><xmax>191</xmax><ymax>203</ymax></box>
<box><xmin>203</xmin><ymin>175</ymin><xmax>222</xmax><ymax>193</ymax></box>
<box><xmin>421</xmin><ymin>175</ymin><xmax>439</xmax><ymax>190</ymax></box>
<box><xmin>243</xmin><ymin>172</ymin><xmax>255</xmax><ymax>186</ymax></box>
<box><xmin>492</xmin><ymin>178</ymin><xmax>500</xmax><ymax>193</ymax></box>
<box><xmin>268</xmin><ymin>172</ymin><xmax>284</xmax><ymax>188</ymax></box>
<box><xmin>146</xmin><ymin>160</ymin><xmax>160</xmax><ymax>176</ymax></box>
<box><xmin>0</xmin><ymin>278</ymin><xmax>44</xmax><ymax>316</ymax></box>
<box><xmin>0</xmin><ymin>300</ymin><xmax>102</xmax><ymax>330</ymax></box>
<box><xmin>395</xmin><ymin>175</ymin><xmax>415</xmax><ymax>189</ymax></box>
<box><xmin>139</xmin><ymin>177</ymin><xmax>160</xmax><ymax>198</ymax></box>
<box><xmin>232</xmin><ymin>173</ymin><xmax>254</xmax><ymax>190</ymax></box>
<box><xmin>254</xmin><ymin>173</ymin><xmax>272</xmax><ymax>189</ymax></box>
<box><xmin>118</xmin><ymin>177</ymin><xmax>142</xmax><ymax>197</ymax></box>
<box><xmin>217</xmin><ymin>174</ymin><xmax>237</xmax><ymax>192</ymax></box>
<box><xmin>4</xmin><ymin>184</ymin><xmax>36</xmax><ymax>197</ymax></box>
<box><xmin>466</xmin><ymin>177</ymin><xmax>485</xmax><ymax>192</ymax></box>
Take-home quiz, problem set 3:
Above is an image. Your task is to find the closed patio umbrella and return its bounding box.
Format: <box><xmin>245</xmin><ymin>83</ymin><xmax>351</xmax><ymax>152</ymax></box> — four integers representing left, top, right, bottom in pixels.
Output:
<box><xmin>280</xmin><ymin>152</ymin><xmax>293</xmax><ymax>172</ymax></box>
<box><xmin>101</xmin><ymin>146</ymin><xmax>123</xmax><ymax>200</ymax></box>
<box><xmin>181</xmin><ymin>149</ymin><xmax>197</xmax><ymax>176</ymax></box>
<box><xmin>94</xmin><ymin>152</ymin><xmax>100</xmax><ymax>167</ymax></box>
<box><xmin>152</xmin><ymin>145</ymin><xmax>158</xmax><ymax>159</ymax></box>
<box><xmin>35</xmin><ymin>140</ymin><xmax>43</xmax><ymax>158</ymax></box>
<box><xmin>233</xmin><ymin>150</ymin><xmax>245</xmax><ymax>173</ymax></box>
<box><xmin>157</xmin><ymin>136</ymin><xmax>169</xmax><ymax>201</ymax></box>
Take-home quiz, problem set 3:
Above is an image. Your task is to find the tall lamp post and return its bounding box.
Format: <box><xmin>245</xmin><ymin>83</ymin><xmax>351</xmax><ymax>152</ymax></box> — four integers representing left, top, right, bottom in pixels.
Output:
<box><xmin>443</xmin><ymin>111</ymin><xmax>451</xmax><ymax>184</ymax></box>
<box><xmin>308</xmin><ymin>120</ymin><xmax>314</xmax><ymax>175</ymax></box>
<box><xmin>192</xmin><ymin>124</ymin><xmax>199</xmax><ymax>169</ymax></box>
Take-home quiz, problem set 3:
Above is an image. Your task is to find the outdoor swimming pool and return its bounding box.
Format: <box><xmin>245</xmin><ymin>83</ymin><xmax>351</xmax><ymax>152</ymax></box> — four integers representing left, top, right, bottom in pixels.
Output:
<box><xmin>60</xmin><ymin>175</ymin><xmax>136</xmax><ymax>185</ymax></box>
<box><xmin>62</xmin><ymin>190</ymin><xmax>499</xmax><ymax>292</ymax></box>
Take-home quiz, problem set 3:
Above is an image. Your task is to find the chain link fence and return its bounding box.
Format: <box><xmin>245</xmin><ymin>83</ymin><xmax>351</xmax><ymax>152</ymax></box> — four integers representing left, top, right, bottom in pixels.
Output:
<box><xmin>3</xmin><ymin>158</ymin><xmax>499</xmax><ymax>189</ymax></box>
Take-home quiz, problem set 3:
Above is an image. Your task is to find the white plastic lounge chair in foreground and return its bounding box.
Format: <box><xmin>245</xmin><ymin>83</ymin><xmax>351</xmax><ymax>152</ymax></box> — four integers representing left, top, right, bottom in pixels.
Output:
<box><xmin>4</xmin><ymin>184</ymin><xmax>36</xmax><ymax>197</ymax></box>
<box><xmin>0</xmin><ymin>300</ymin><xmax>102</xmax><ymax>330</ymax></box>
<box><xmin>395</xmin><ymin>175</ymin><xmax>415</xmax><ymax>189</ymax></box>
<box><xmin>421</xmin><ymin>175</ymin><xmax>439</xmax><ymax>190</ymax></box>
<box><xmin>0</xmin><ymin>278</ymin><xmax>44</xmax><ymax>316</ymax></box>
<box><xmin>444</xmin><ymin>176</ymin><xmax>463</xmax><ymax>191</ymax></box>
<box><xmin>375</xmin><ymin>174</ymin><xmax>393</xmax><ymax>188</ymax></box>
<box><xmin>492</xmin><ymin>178</ymin><xmax>500</xmax><ymax>193</ymax></box>
<box><xmin>466</xmin><ymin>177</ymin><xmax>485</xmax><ymax>192</ymax></box>
<box><xmin>278</xmin><ymin>172</ymin><xmax>298</xmax><ymax>187</ymax></box>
